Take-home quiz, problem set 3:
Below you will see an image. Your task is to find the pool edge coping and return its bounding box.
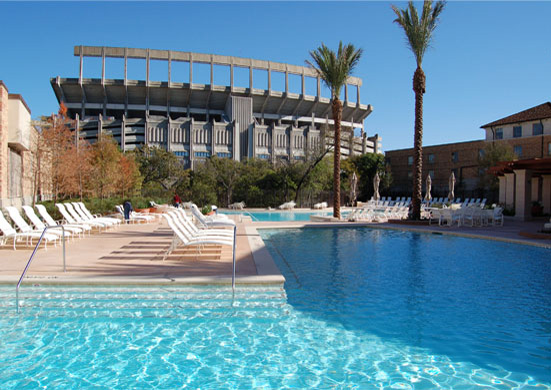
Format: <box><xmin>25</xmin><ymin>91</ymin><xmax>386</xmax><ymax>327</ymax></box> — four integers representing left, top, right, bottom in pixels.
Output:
<box><xmin>252</xmin><ymin>221</ymin><xmax>551</xmax><ymax>249</ymax></box>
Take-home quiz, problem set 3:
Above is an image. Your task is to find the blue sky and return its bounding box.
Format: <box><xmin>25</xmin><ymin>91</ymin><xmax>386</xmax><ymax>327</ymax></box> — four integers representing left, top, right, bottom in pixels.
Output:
<box><xmin>0</xmin><ymin>1</ymin><xmax>549</xmax><ymax>152</ymax></box>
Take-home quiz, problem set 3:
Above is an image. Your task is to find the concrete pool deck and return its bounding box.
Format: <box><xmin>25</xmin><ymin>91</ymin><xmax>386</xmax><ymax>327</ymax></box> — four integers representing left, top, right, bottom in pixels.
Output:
<box><xmin>0</xmin><ymin>213</ymin><xmax>548</xmax><ymax>287</ymax></box>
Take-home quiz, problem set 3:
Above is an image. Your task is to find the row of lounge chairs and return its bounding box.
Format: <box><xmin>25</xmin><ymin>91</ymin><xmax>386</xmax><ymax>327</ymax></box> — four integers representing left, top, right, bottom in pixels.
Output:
<box><xmin>162</xmin><ymin>209</ymin><xmax>235</xmax><ymax>259</ymax></box>
<box><xmin>348</xmin><ymin>205</ymin><xmax>410</xmax><ymax>223</ymax></box>
<box><xmin>0</xmin><ymin>202</ymin><xmax>122</xmax><ymax>250</ymax></box>
<box><xmin>428</xmin><ymin>205</ymin><xmax>504</xmax><ymax>227</ymax></box>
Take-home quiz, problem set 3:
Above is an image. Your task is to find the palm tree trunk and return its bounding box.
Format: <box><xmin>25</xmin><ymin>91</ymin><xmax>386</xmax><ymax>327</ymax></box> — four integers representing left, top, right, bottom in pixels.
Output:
<box><xmin>332</xmin><ymin>98</ymin><xmax>342</xmax><ymax>219</ymax></box>
<box><xmin>411</xmin><ymin>66</ymin><xmax>426</xmax><ymax>220</ymax></box>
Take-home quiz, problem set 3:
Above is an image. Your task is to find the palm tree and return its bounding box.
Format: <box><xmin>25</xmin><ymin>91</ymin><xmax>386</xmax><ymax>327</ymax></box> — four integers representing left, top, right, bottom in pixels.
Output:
<box><xmin>392</xmin><ymin>0</ymin><xmax>445</xmax><ymax>220</ymax></box>
<box><xmin>307</xmin><ymin>42</ymin><xmax>363</xmax><ymax>219</ymax></box>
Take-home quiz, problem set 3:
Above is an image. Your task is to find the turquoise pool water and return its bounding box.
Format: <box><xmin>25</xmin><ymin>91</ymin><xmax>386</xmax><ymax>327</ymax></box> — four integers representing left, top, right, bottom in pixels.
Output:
<box><xmin>223</xmin><ymin>210</ymin><xmax>335</xmax><ymax>221</ymax></box>
<box><xmin>0</xmin><ymin>228</ymin><xmax>549</xmax><ymax>389</ymax></box>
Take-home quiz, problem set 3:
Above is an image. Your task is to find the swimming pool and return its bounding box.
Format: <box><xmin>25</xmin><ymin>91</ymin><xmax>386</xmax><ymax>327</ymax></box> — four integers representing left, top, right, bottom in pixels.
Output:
<box><xmin>1</xmin><ymin>227</ymin><xmax>549</xmax><ymax>389</ymax></box>
<box><xmin>223</xmin><ymin>210</ymin><xmax>336</xmax><ymax>221</ymax></box>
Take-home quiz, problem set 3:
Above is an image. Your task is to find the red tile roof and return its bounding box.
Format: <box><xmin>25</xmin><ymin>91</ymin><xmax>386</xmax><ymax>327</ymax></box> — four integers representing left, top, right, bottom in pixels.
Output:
<box><xmin>481</xmin><ymin>102</ymin><xmax>551</xmax><ymax>128</ymax></box>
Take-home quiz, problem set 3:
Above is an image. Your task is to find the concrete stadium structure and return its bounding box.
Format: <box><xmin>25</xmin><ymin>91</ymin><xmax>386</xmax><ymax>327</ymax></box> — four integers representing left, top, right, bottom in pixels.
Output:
<box><xmin>51</xmin><ymin>46</ymin><xmax>381</xmax><ymax>168</ymax></box>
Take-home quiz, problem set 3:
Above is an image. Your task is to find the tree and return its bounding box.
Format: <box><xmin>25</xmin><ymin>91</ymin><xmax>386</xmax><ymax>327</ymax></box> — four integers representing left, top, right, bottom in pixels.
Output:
<box><xmin>117</xmin><ymin>153</ymin><xmax>143</xmax><ymax>198</ymax></box>
<box><xmin>307</xmin><ymin>42</ymin><xmax>363</xmax><ymax>219</ymax></box>
<box><xmin>478</xmin><ymin>143</ymin><xmax>515</xmax><ymax>196</ymax></box>
<box><xmin>350</xmin><ymin>153</ymin><xmax>391</xmax><ymax>201</ymax></box>
<box><xmin>205</xmin><ymin>156</ymin><xmax>241</xmax><ymax>207</ymax></box>
<box><xmin>392</xmin><ymin>0</ymin><xmax>445</xmax><ymax>219</ymax></box>
<box><xmin>134</xmin><ymin>145</ymin><xmax>186</xmax><ymax>192</ymax></box>
<box><xmin>37</xmin><ymin>103</ymin><xmax>80</xmax><ymax>201</ymax></box>
<box><xmin>88</xmin><ymin>135</ymin><xmax>121</xmax><ymax>199</ymax></box>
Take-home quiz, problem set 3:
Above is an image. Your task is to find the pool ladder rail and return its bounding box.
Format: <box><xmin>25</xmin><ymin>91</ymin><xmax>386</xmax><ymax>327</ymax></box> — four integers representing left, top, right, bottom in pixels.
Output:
<box><xmin>16</xmin><ymin>225</ymin><xmax>67</xmax><ymax>313</ymax></box>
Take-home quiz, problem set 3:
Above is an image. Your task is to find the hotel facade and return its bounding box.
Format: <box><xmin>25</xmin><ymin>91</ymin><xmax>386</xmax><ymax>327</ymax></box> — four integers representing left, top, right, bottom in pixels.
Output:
<box><xmin>385</xmin><ymin>102</ymin><xmax>551</xmax><ymax>209</ymax></box>
<box><xmin>0</xmin><ymin>81</ymin><xmax>39</xmax><ymax>208</ymax></box>
<box><xmin>51</xmin><ymin>46</ymin><xmax>382</xmax><ymax>169</ymax></box>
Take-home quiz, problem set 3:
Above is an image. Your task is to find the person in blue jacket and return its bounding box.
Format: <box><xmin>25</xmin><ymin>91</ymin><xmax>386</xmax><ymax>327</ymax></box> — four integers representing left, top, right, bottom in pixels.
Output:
<box><xmin>123</xmin><ymin>200</ymin><xmax>133</xmax><ymax>222</ymax></box>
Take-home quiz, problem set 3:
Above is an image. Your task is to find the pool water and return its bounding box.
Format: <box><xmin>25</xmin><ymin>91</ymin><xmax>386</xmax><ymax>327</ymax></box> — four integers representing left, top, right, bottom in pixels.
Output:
<box><xmin>0</xmin><ymin>227</ymin><xmax>549</xmax><ymax>389</ymax></box>
<box><xmin>223</xmin><ymin>210</ymin><xmax>334</xmax><ymax>221</ymax></box>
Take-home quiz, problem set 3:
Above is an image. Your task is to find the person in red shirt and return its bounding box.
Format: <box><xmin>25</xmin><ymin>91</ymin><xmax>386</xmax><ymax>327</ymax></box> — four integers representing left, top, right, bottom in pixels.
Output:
<box><xmin>173</xmin><ymin>193</ymin><xmax>181</xmax><ymax>208</ymax></box>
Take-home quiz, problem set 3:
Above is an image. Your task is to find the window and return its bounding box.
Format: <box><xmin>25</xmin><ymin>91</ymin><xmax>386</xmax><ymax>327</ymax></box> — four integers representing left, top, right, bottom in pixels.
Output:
<box><xmin>514</xmin><ymin>145</ymin><xmax>522</xmax><ymax>157</ymax></box>
<box><xmin>548</xmin><ymin>142</ymin><xmax>551</xmax><ymax>156</ymax></box>
<box><xmin>495</xmin><ymin>128</ymin><xmax>503</xmax><ymax>140</ymax></box>
<box><xmin>478</xmin><ymin>149</ymin><xmax>485</xmax><ymax>159</ymax></box>
<box><xmin>428</xmin><ymin>170</ymin><xmax>434</xmax><ymax>178</ymax></box>
<box><xmin>428</xmin><ymin>154</ymin><xmax>435</xmax><ymax>164</ymax></box>
<box><xmin>174</xmin><ymin>151</ymin><xmax>189</xmax><ymax>157</ymax></box>
<box><xmin>258</xmin><ymin>154</ymin><xmax>270</xmax><ymax>160</ymax></box>
<box><xmin>407</xmin><ymin>156</ymin><xmax>413</xmax><ymax>166</ymax></box>
<box><xmin>194</xmin><ymin>151</ymin><xmax>211</xmax><ymax>158</ymax></box>
<box><xmin>533</xmin><ymin>123</ymin><xmax>543</xmax><ymax>136</ymax></box>
<box><xmin>451</xmin><ymin>151</ymin><xmax>459</xmax><ymax>163</ymax></box>
<box><xmin>513</xmin><ymin>126</ymin><xmax>522</xmax><ymax>138</ymax></box>
<box><xmin>407</xmin><ymin>171</ymin><xmax>413</xmax><ymax>179</ymax></box>
<box><xmin>293</xmin><ymin>156</ymin><xmax>304</xmax><ymax>161</ymax></box>
<box><xmin>217</xmin><ymin>152</ymin><xmax>232</xmax><ymax>158</ymax></box>
<box><xmin>478</xmin><ymin>167</ymin><xmax>487</xmax><ymax>176</ymax></box>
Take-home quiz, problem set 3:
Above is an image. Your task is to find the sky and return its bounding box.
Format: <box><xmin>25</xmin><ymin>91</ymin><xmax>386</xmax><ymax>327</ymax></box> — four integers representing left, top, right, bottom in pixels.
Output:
<box><xmin>0</xmin><ymin>1</ymin><xmax>550</xmax><ymax>152</ymax></box>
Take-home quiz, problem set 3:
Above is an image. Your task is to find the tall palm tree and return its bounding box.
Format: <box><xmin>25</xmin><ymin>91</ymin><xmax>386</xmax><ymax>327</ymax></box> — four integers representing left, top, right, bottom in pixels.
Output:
<box><xmin>392</xmin><ymin>0</ymin><xmax>445</xmax><ymax>220</ymax></box>
<box><xmin>307</xmin><ymin>42</ymin><xmax>363</xmax><ymax>219</ymax></box>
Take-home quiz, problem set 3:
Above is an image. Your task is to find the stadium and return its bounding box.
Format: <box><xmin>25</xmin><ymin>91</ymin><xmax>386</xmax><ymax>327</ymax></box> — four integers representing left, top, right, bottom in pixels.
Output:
<box><xmin>51</xmin><ymin>46</ymin><xmax>380</xmax><ymax>168</ymax></box>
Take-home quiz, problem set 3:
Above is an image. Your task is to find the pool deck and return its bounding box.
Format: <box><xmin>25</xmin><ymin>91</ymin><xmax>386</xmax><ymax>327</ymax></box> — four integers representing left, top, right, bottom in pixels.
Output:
<box><xmin>0</xmin><ymin>211</ymin><xmax>548</xmax><ymax>287</ymax></box>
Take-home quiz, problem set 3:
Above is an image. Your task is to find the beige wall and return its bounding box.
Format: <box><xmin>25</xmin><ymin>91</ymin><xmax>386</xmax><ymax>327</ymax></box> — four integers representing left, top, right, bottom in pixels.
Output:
<box><xmin>484</xmin><ymin>118</ymin><xmax>551</xmax><ymax>141</ymax></box>
<box><xmin>0</xmin><ymin>80</ymin><xmax>42</xmax><ymax>208</ymax></box>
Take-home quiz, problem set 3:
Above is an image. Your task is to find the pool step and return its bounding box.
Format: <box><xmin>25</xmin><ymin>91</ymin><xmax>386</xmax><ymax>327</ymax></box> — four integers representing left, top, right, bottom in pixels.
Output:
<box><xmin>0</xmin><ymin>286</ymin><xmax>289</xmax><ymax>319</ymax></box>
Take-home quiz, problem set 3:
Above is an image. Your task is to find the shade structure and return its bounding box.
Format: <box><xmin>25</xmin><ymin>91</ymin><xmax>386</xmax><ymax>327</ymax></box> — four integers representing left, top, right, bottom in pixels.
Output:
<box><xmin>373</xmin><ymin>172</ymin><xmax>380</xmax><ymax>201</ymax></box>
<box><xmin>350</xmin><ymin>172</ymin><xmax>358</xmax><ymax>206</ymax></box>
<box><xmin>448</xmin><ymin>172</ymin><xmax>456</xmax><ymax>202</ymax></box>
<box><xmin>424</xmin><ymin>175</ymin><xmax>432</xmax><ymax>202</ymax></box>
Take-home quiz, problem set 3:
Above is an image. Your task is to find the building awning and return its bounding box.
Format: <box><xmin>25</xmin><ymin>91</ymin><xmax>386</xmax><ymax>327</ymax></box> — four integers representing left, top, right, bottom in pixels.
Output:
<box><xmin>490</xmin><ymin>157</ymin><xmax>551</xmax><ymax>176</ymax></box>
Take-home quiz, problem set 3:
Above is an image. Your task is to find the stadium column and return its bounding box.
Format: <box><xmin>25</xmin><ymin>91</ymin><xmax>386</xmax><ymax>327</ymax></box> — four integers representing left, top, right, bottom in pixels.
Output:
<box><xmin>75</xmin><ymin>113</ymin><xmax>80</xmax><ymax>148</ymax></box>
<box><xmin>167</xmin><ymin>51</ymin><xmax>172</xmax><ymax>119</ymax></box>
<box><xmin>249</xmin><ymin>63</ymin><xmax>253</xmax><ymax>95</ymax></box>
<box><xmin>146</xmin><ymin>49</ymin><xmax>150</xmax><ymax>117</ymax></box>
<box><xmin>190</xmin><ymin>117</ymin><xmax>194</xmax><ymax>168</ymax></box>
<box><xmin>101</xmin><ymin>47</ymin><xmax>107</xmax><ymax>117</ymax></box>
<box><xmin>98</xmin><ymin>114</ymin><xmax>103</xmax><ymax>141</ymax></box>
<box><xmin>121</xmin><ymin>115</ymin><xmax>126</xmax><ymax>152</ymax></box>
<box><xmin>270</xmin><ymin>123</ymin><xmax>276</xmax><ymax>164</ymax></box>
<box><xmin>211</xmin><ymin>119</ymin><xmax>216</xmax><ymax>157</ymax></box>
<box><xmin>79</xmin><ymin>46</ymin><xmax>85</xmax><ymax>119</ymax></box>
<box><xmin>232</xmin><ymin>120</ymin><xmax>239</xmax><ymax>162</ymax></box>
<box><xmin>124</xmin><ymin>48</ymin><xmax>128</xmax><ymax>117</ymax></box>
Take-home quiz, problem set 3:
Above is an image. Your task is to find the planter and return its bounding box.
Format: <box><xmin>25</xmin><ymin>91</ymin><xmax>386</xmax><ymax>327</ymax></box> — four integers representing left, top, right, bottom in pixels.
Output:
<box><xmin>135</xmin><ymin>208</ymin><xmax>150</xmax><ymax>214</ymax></box>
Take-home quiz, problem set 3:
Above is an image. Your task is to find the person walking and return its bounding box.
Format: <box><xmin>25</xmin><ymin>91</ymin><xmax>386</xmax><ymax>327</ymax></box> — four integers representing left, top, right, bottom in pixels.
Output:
<box><xmin>123</xmin><ymin>200</ymin><xmax>133</xmax><ymax>223</ymax></box>
<box><xmin>173</xmin><ymin>193</ymin><xmax>181</xmax><ymax>208</ymax></box>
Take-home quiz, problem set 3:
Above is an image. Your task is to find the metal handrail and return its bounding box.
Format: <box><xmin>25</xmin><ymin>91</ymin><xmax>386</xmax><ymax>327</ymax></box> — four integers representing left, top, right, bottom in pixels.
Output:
<box><xmin>240</xmin><ymin>210</ymin><xmax>259</xmax><ymax>222</ymax></box>
<box><xmin>16</xmin><ymin>225</ymin><xmax>66</xmax><ymax>313</ymax></box>
<box><xmin>232</xmin><ymin>225</ymin><xmax>236</xmax><ymax>291</ymax></box>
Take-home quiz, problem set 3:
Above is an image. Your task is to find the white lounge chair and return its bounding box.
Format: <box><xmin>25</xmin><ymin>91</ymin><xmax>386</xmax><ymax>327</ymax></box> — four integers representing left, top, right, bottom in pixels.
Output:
<box><xmin>3</xmin><ymin>208</ymin><xmax>59</xmax><ymax>249</ymax></box>
<box><xmin>37</xmin><ymin>204</ymin><xmax>89</xmax><ymax>235</ymax></box>
<box><xmin>56</xmin><ymin>203</ymin><xmax>105</xmax><ymax>231</ymax></box>
<box><xmin>171</xmin><ymin>210</ymin><xmax>233</xmax><ymax>238</ymax></box>
<box><xmin>22</xmin><ymin>205</ymin><xmax>74</xmax><ymax>240</ymax></box>
<box><xmin>162</xmin><ymin>214</ymin><xmax>234</xmax><ymax>260</ymax></box>
<box><xmin>190</xmin><ymin>204</ymin><xmax>235</xmax><ymax>228</ymax></box>
<box><xmin>73</xmin><ymin>202</ymin><xmax>121</xmax><ymax>227</ymax></box>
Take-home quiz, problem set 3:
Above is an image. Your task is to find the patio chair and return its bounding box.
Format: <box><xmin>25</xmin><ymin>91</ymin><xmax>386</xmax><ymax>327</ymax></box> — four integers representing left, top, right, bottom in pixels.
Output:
<box><xmin>170</xmin><ymin>210</ymin><xmax>234</xmax><ymax>239</ymax></box>
<box><xmin>162</xmin><ymin>214</ymin><xmax>234</xmax><ymax>260</ymax></box>
<box><xmin>56</xmin><ymin>203</ymin><xmax>105</xmax><ymax>231</ymax></box>
<box><xmin>190</xmin><ymin>204</ymin><xmax>236</xmax><ymax>228</ymax></box>
<box><xmin>73</xmin><ymin>202</ymin><xmax>121</xmax><ymax>227</ymax></box>
<box><xmin>115</xmin><ymin>205</ymin><xmax>152</xmax><ymax>224</ymax></box>
<box><xmin>22</xmin><ymin>205</ymin><xmax>74</xmax><ymax>240</ymax></box>
<box><xmin>36</xmin><ymin>204</ymin><xmax>89</xmax><ymax>236</ymax></box>
<box><xmin>3</xmin><ymin>208</ymin><xmax>59</xmax><ymax>249</ymax></box>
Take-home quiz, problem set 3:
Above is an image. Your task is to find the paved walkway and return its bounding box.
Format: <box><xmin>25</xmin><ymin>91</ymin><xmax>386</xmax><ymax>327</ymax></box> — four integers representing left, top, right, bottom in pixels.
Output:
<box><xmin>0</xmin><ymin>220</ymin><xmax>263</xmax><ymax>284</ymax></box>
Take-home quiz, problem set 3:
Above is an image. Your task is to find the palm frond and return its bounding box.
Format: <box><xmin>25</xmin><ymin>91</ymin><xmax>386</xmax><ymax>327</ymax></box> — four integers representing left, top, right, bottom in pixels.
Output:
<box><xmin>306</xmin><ymin>41</ymin><xmax>363</xmax><ymax>99</ymax></box>
<box><xmin>392</xmin><ymin>0</ymin><xmax>446</xmax><ymax>67</ymax></box>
